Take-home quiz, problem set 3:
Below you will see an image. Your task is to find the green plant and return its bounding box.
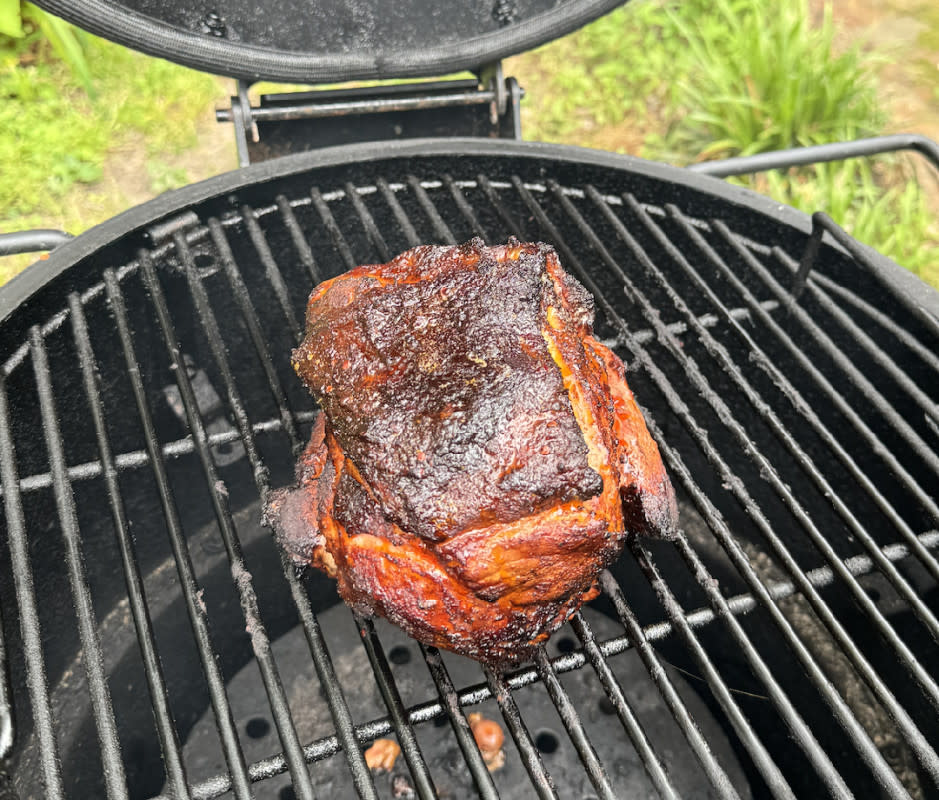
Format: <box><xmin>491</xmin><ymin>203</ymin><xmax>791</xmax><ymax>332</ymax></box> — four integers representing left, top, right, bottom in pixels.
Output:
<box><xmin>0</xmin><ymin>0</ymin><xmax>93</xmax><ymax>93</ymax></box>
<box><xmin>661</xmin><ymin>0</ymin><xmax>883</xmax><ymax>161</ymax></box>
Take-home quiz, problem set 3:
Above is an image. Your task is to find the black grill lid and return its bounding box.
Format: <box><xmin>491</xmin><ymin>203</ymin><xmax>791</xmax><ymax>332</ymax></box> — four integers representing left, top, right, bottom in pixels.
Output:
<box><xmin>34</xmin><ymin>0</ymin><xmax>626</xmax><ymax>83</ymax></box>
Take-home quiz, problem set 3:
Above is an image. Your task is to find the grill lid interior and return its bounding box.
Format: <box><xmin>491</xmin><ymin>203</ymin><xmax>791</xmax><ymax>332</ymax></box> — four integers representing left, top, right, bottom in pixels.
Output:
<box><xmin>32</xmin><ymin>0</ymin><xmax>627</xmax><ymax>82</ymax></box>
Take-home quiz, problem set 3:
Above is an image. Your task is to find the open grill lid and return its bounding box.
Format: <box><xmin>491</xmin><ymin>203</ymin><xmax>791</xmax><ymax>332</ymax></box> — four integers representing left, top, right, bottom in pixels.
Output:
<box><xmin>33</xmin><ymin>0</ymin><xmax>626</xmax><ymax>83</ymax></box>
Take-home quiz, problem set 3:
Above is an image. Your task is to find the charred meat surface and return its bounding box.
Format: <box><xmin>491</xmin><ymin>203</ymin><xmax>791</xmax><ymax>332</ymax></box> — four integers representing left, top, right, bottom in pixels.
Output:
<box><xmin>264</xmin><ymin>238</ymin><xmax>676</xmax><ymax>664</ymax></box>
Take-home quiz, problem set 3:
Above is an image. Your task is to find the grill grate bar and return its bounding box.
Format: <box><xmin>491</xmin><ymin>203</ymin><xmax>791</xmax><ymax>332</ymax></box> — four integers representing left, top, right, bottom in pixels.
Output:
<box><xmin>310</xmin><ymin>187</ymin><xmax>357</xmax><ymax>270</ymax></box>
<box><xmin>532</xmin><ymin>647</ymin><xmax>617</xmax><ymax>800</ymax></box>
<box><xmin>377</xmin><ymin>177</ymin><xmax>421</xmax><ymax>246</ymax></box>
<box><xmin>443</xmin><ymin>175</ymin><xmax>490</xmax><ymax>241</ymax></box>
<box><xmin>0</xmin><ymin>379</ymin><xmax>65</xmax><ymax>799</ymax></box>
<box><xmin>519</xmin><ymin>175</ymin><xmax>849</xmax><ymax>795</ymax></box>
<box><xmin>242</xmin><ymin>205</ymin><xmax>303</xmax><ymax>338</ymax></box>
<box><xmin>629</xmin><ymin>541</ymin><xmax>801</xmax><ymax>799</ymax></box>
<box><xmin>708</xmin><ymin>221</ymin><xmax>939</xmax><ymax>585</ymax></box>
<box><xmin>4</xmin><ymin>301</ymin><xmax>779</xmax><ymax>497</ymax></box>
<box><xmin>601</xmin><ymin>186</ymin><xmax>939</xmax><ymax>722</ymax></box>
<box><xmin>615</xmin><ymin>200</ymin><xmax>939</xmax><ymax>787</ymax></box>
<box><xmin>345</xmin><ymin>182</ymin><xmax>392</xmax><ymax>262</ymax></box>
<box><xmin>483</xmin><ymin>665</ymin><xmax>559</xmax><ymax>800</ymax></box>
<box><xmin>104</xmin><ymin>267</ymin><xmax>255</xmax><ymax>800</ymax></box>
<box><xmin>598</xmin><ymin>571</ymin><xmax>741</xmax><ymax>800</ymax></box>
<box><xmin>0</xmin><ymin>603</ymin><xmax>10</xmax><ymax>759</ymax></box>
<box><xmin>568</xmin><ymin>612</ymin><xmax>679</xmax><ymax>800</ymax></box>
<box><xmin>472</xmin><ymin>177</ymin><xmax>741</xmax><ymax>799</ymax></box>
<box><xmin>773</xmin><ymin>243</ymin><xmax>939</xmax><ymax>484</ymax></box>
<box><xmin>527</xmin><ymin>179</ymin><xmax>907</xmax><ymax>794</ymax></box>
<box><xmin>585</xmin><ymin>187</ymin><xmax>939</xmax><ymax>789</ymax></box>
<box><xmin>12</xmin><ymin>411</ymin><xmax>317</xmax><ymax>494</ymax></box>
<box><xmin>29</xmin><ymin>326</ymin><xmax>129</xmax><ymax>800</ymax></box>
<box><xmin>807</xmin><ymin>211</ymin><xmax>939</xmax><ymax>341</ymax></box>
<box><xmin>276</xmin><ymin>194</ymin><xmax>323</xmax><ymax>285</ymax></box>
<box><xmin>68</xmin><ymin>293</ymin><xmax>191</xmax><ymax>799</ymax></box>
<box><xmin>421</xmin><ymin>644</ymin><xmax>499</xmax><ymax>800</ymax></box>
<box><xmin>810</xmin><ymin>272</ymin><xmax>939</xmax><ymax>374</ymax></box>
<box><xmin>662</xmin><ymin>206</ymin><xmax>939</xmax><ymax>642</ymax></box>
<box><xmin>158</xmin><ymin>238</ymin><xmax>316</xmax><ymax>799</ymax></box>
<box><xmin>419</xmin><ymin>645</ymin><xmax>500</xmax><ymax>800</ymax></box>
<box><xmin>407</xmin><ymin>175</ymin><xmax>456</xmax><ymax>244</ymax></box>
<box><xmin>802</xmin><ymin>276</ymin><xmax>939</xmax><ymax>429</ymax></box>
<box><xmin>208</xmin><ymin>219</ymin><xmax>302</xmax><ymax>453</ymax></box>
<box><xmin>184</xmin><ymin>526</ymin><xmax>939</xmax><ymax>798</ymax></box>
<box><xmin>354</xmin><ymin>614</ymin><xmax>438</xmax><ymax>800</ymax></box>
<box><xmin>180</xmin><ymin>231</ymin><xmax>380</xmax><ymax>798</ymax></box>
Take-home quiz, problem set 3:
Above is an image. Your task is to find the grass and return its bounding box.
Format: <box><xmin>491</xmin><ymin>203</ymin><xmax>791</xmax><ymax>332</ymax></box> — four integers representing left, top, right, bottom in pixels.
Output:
<box><xmin>1</xmin><ymin>0</ymin><xmax>937</xmax><ymax>287</ymax></box>
<box><xmin>510</xmin><ymin>0</ymin><xmax>939</xmax><ymax>284</ymax></box>
<box><xmin>0</xmin><ymin>34</ymin><xmax>224</xmax><ymax>282</ymax></box>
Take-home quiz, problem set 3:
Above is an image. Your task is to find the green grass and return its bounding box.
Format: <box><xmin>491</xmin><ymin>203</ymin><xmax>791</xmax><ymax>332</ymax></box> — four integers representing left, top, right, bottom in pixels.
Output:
<box><xmin>1</xmin><ymin>0</ymin><xmax>937</xmax><ymax>287</ymax></box>
<box><xmin>511</xmin><ymin>0</ymin><xmax>939</xmax><ymax>283</ymax></box>
<box><xmin>0</xmin><ymin>34</ymin><xmax>223</xmax><ymax>282</ymax></box>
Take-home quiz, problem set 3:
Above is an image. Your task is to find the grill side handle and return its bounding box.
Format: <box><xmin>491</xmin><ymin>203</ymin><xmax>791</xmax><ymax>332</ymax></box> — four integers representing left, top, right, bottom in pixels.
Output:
<box><xmin>0</xmin><ymin>230</ymin><xmax>74</xmax><ymax>258</ymax></box>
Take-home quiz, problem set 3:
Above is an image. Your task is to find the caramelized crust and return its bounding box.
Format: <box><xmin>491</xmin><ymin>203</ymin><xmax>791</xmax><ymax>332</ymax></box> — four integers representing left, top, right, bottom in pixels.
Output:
<box><xmin>264</xmin><ymin>239</ymin><xmax>676</xmax><ymax>664</ymax></box>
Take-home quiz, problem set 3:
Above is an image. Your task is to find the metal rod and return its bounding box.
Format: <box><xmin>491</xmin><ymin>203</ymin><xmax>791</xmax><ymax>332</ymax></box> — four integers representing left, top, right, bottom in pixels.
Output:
<box><xmin>105</xmin><ymin>267</ymin><xmax>255</xmax><ymax>800</ymax></box>
<box><xmin>522</xmin><ymin>178</ymin><xmax>906</xmax><ymax>793</ymax></box>
<box><xmin>443</xmin><ymin>174</ymin><xmax>490</xmax><ymax>241</ymax></box>
<box><xmin>276</xmin><ymin>195</ymin><xmax>323</xmax><ymax>285</ymax></box>
<box><xmin>377</xmin><ymin>177</ymin><xmax>421</xmax><ymax>247</ymax></box>
<box><xmin>344</xmin><ymin>182</ymin><xmax>392</xmax><ymax>262</ymax></box>
<box><xmin>216</xmin><ymin>88</ymin><xmax>498</xmax><ymax>123</ymax></box>
<box><xmin>419</xmin><ymin>645</ymin><xmax>501</xmax><ymax>800</ymax></box>
<box><xmin>0</xmin><ymin>602</ymin><xmax>11</xmax><ymax>760</ymax></box>
<box><xmin>242</xmin><ymin>206</ymin><xmax>303</xmax><ymax>338</ymax></box>
<box><xmin>354</xmin><ymin>615</ymin><xmax>438</xmax><ymax>800</ymax></box>
<box><xmin>407</xmin><ymin>175</ymin><xmax>456</xmax><ymax>244</ymax></box>
<box><xmin>687</xmin><ymin>133</ymin><xmax>939</xmax><ymax>178</ymax></box>
<box><xmin>150</xmin><ymin>239</ymin><xmax>316</xmax><ymax>799</ymax></box>
<box><xmin>567</xmin><ymin>612</ymin><xmax>679</xmax><ymax>800</ymax></box>
<box><xmin>598</xmin><ymin>573</ymin><xmax>742</xmax><ymax>800</ymax></box>
<box><xmin>31</xmin><ymin>323</ymin><xmax>130</xmax><ymax>800</ymax></box>
<box><xmin>179</xmin><ymin>527</ymin><xmax>939</xmax><ymax>800</ymax></box>
<box><xmin>187</xmin><ymin>224</ymin><xmax>380</xmax><ymax>799</ymax></box>
<box><xmin>467</xmin><ymin>177</ymin><xmax>741</xmax><ymax>799</ymax></box>
<box><xmin>68</xmin><ymin>292</ymin><xmax>191</xmax><ymax>799</ymax></box>
<box><xmin>532</xmin><ymin>647</ymin><xmax>618</xmax><ymax>800</ymax></box>
<box><xmin>208</xmin><ymin>219</ymin><xmax>301</xmax><ymax>454</ymax></box>
<box><xmin>483</xmin><ymin>665</ymin><xmax>560</xmax><ymax>800</ymax></box>
<box><xmin>807</xmin><ymin>212</ymin><xmax>939</xmax><ymax>344</ymax></box>
<box><xmin>0</xmin><ymin>229</ymin><xmax>73</xmax><ymax>257</ymax></box>
<box><xmin>310</xmin><ymin>187</ymin><xmax>358</xmax><ymax>270</ymax></box>
<box><xmin>0</xmin><ymin>379</ymin><xmax>64</xmax><ymax>799</ymax></box>
<box><xmin>811</xmin><ymin>272</ymin><xmax>939</xmax><ymax>375</ymax></box>
<box><xmin>659</xmin><ymin>205</ymin><xmax>939</xmax><ymax>643</ymax></box>
<box><xmin>708</xmin><ymin>220</ymin><xmax>939</xmax><ymax>585</ymax></box>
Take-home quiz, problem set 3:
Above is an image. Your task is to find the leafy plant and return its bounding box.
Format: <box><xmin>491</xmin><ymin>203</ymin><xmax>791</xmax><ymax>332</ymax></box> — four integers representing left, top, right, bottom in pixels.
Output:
<box><xmin>0</xmin><ymin>0</ymin><xmax>93</xmax><ymax>93</ymax></box>
<box><xmin>661</xmin><ymin>0</ymin><xmax>882</xmax><ymax>161</ymax></box>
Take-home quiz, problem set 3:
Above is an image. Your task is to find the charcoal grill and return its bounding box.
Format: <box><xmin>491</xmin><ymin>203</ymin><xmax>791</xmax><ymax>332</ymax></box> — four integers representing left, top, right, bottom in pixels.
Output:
<box><xmin>2</xmin><ymin>2</ymin><xmax>939</xmax><ymax>799</ymax></box>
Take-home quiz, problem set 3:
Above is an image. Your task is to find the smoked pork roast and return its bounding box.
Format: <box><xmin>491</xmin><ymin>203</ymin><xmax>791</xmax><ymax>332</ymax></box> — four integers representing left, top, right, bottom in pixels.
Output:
<box><xmin>264</xmin><ymin>238</ymin><xmax>677</xmax><ymax>664</ymax></box>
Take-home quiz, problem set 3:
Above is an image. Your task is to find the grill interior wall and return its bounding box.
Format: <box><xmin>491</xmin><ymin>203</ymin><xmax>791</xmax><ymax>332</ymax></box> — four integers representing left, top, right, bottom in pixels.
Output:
<box><xmin>0</xmin><ymin>155</ymin><xmax>936</xmax><ymax>799</ymax></box>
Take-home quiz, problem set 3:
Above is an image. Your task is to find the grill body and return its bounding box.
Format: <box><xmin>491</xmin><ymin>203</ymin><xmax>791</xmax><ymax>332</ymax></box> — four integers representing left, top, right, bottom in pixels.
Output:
<box><xmin>0</xmin><ymin>140</ymin><xmax>937</xmax><ymax>800</ymax></box>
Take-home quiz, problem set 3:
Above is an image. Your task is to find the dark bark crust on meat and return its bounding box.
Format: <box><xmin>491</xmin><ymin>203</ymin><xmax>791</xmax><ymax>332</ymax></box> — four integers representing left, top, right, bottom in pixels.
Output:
<box><xmin>265</xmin><ymin>239</ymin><xmax>677</xmax><ymax>665</ymax></box>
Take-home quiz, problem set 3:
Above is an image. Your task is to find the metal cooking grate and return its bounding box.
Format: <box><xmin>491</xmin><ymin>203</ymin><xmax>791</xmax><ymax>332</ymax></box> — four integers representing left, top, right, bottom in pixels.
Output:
<box><xmin>0</xmin><ymin>149</ymin><xmax>937</xmax><ymax>800</ymax></box>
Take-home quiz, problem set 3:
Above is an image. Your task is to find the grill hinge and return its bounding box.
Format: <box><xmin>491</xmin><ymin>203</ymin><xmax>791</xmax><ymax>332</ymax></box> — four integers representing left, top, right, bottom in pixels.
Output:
<box><xmin>216</xmin><ymin>62</ymin><xmax>522</xmax><ymax>167</ymax></box>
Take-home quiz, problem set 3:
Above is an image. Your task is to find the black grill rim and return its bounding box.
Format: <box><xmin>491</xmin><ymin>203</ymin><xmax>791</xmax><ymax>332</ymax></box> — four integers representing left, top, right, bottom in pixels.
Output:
<box><xmin>2</xmin><ymin>137</ymin><xmax>939</xmax><ymax>799</ymax></box>
<box><xmin>4</xmin><ymin>138</ymin><xmax>936</xmax><ymax>336</ymax></box>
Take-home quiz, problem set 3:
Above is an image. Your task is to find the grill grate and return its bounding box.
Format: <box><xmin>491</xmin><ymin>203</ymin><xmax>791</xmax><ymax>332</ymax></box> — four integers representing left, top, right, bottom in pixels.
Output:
<box><xmin>0</xmin><ymin>149</ymin><xmax>937</xmax><ymax>799</ymax></box>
